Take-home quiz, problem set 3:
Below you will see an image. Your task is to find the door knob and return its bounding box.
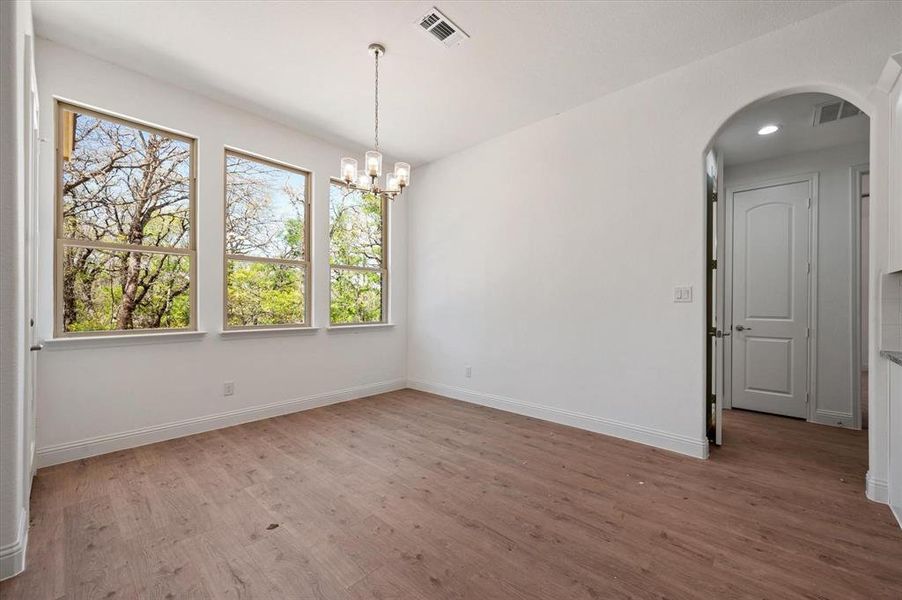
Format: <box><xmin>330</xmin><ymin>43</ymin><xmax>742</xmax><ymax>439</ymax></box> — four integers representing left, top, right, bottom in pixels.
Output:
<box><xmin>30</xmin><ymin>343</ymin><xmax>44</xmax><ymax>351</ymax></box>
<box><xmin>735</xmin><ymin>325</ymin><xmax>752</xmax><ymax>332</ymax></box>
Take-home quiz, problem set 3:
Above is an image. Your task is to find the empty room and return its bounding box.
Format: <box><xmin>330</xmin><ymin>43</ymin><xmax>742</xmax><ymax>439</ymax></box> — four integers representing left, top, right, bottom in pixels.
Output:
<box><xmin>2</xmin><ymin>1</ymin><xmax>902</xmax><ymax>598</ymax></box>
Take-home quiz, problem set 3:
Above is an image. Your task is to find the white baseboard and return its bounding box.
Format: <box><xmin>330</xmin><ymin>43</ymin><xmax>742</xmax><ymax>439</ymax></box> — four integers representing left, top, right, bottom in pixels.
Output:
<box><xmin>866</xmin><ymin>471</ymin><xmax>889</xmax><ymax>503</ymax></box>
<box><xmin>891</xmin><ymin>504</ymin><xmax>902</xmax><ymax>529</ymax></box>
<box><xmin>0</xmin><ymin>508</ymin><xmax>27</xmax><ymax>581</ymax></box>
<box><xmin>407</xmin><ymin>380</ymin><xmax>709</xmax><ymax>459</ymax></box>
<box><xmin>35</xmin><ymin>378</ymin><xmax>407</xmax><ymax>468</ymax></box>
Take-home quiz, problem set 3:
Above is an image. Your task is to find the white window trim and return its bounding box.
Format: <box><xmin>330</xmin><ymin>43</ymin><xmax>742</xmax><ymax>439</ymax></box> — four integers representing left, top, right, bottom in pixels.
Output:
<box><xmin>222</xmin><ymin>147</ymin><xmax>313</xmax><ymax>331</ymax></box>
<box><xmin>54</xmin><ymin>100</ymin><xmax>198</xmax><ymax>338</ymax></box>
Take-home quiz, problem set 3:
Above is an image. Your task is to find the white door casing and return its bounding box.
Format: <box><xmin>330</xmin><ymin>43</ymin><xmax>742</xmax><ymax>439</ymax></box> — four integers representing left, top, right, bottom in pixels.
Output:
<box><xmin>730</xmin><ymin>176</ymin><xmax>813</xmax><ymax>419</ymax></box>
<box><xmin>713</xmin><ymin>150</ymin><xmax>725</xmax><ymax>445</ymax></box>
<box><xmin>24</xmin><ymin>35</ymin><xmax>40</xmax><ymax>488</ymax></box>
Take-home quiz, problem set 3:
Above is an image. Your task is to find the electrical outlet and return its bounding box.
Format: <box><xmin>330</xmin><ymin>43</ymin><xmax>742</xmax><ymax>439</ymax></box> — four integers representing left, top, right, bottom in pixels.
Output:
<box><xmin>223</xmin><ymin>381</ymin><xmax>235</xmax><ymax>396</ymax></box>
<box><xmin>465</xmin><ymin>365</ymin><xmax>472</xmax><ymax>378</ymax></box>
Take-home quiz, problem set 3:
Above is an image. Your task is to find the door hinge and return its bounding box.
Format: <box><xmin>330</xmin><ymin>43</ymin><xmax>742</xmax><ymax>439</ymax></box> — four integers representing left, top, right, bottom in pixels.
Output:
<box><xmin>710</xmin><ymin>259</ymin><xmax>717</xmax><ymax>270</ymax></box>
<box><xmin>806</xmin><ymin>391</ymin><xmax>810</xmax><ymax>404</ymax></box>
<box><xmin>806</xmin><ymin>327</ymin><xmax>811</xmax><ymax>338</ymax></box>
<box><xmin>807</xmin><ymin>197</ymin><xmax>811</xmax><ymax>208</ymax></box>
<box><xmin>807</xmin><ymin>261</ymin><xmax>811</xmax><ymax>273</ymax></box>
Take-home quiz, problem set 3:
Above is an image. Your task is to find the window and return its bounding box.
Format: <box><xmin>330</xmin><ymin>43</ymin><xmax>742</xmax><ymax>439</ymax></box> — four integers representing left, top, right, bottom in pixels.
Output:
<box><xmin>329</xmin><ymin>181</ymin><xmax>387</xmax><ymax>324</ymax></box>
<box><xmin>224</xmin><ymin>150</ymin><xmax>310</xmax><ymax>328</ymax></box>
<box><xmin>56</xmin><ymin>102</ymin><xmax>196</xmax><ymax>336</ymax></box>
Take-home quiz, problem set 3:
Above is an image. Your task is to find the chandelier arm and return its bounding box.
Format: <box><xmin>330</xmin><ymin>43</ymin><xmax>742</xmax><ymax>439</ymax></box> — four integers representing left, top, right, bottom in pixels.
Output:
<box><xmin>342</xmin><ymin>180</ymin><xmax>403</xmax><ymax>199</ymax></box>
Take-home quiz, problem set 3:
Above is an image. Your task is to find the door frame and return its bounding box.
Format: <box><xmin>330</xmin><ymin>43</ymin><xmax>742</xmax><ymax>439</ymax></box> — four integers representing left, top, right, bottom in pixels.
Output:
<box><xmin>851</xmin><ymin>163</ymin><xmax>869</xmax><ymax>430</ymax></box>
<box><xmin>723</xmin><ymin>172</ymin><xmax>819</xmax><ymax>421</ymax></box>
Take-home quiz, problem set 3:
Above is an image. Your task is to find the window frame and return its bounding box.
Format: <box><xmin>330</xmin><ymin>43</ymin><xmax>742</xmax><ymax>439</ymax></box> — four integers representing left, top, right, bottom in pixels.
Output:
<box><xmin>328</xmin><ymin>178</ymin><xmax>389</xmax><ymax>326</ymax></box>
<box><xmin>54</xmin><ymin>100</ymin><xmax>198</xmax><ymax>338</ymax></box>
<box><xmin>222</xmin><ymin>147</ymin><xmax>313</xmax><ymax>331</ymax></box>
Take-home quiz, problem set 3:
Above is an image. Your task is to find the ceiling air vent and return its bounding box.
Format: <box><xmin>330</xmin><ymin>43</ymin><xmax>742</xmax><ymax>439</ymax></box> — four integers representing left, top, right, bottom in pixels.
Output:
<box><xmin>417</xmin><ymin>7</ymin><xmax>469</xmax><ymax>48</ymax></box>
<box><xmin>813</xmin><ymin>99</ymin><xmax>863</xmax><ymax>125</ymax></box>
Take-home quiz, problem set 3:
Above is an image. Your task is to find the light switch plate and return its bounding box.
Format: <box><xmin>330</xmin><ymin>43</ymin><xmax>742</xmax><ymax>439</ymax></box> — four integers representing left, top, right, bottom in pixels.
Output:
<box><xmin>673</xmin><ymin>286</ymin><xmax>693</xmax><ymax>303</ymax></box>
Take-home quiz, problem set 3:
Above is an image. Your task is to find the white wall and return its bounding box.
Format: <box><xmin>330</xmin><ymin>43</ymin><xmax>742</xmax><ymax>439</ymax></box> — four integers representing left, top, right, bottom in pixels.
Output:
<box><xmin>724</xmin><ymin>142</ymin><xmax>869</xmax><ymax>427</ymax></box>
<box><xmin>407</xmin><ymin>2</ymin><xmax>901</xmax><ymax>464</ymax></box>
<box><xmin>0</xmin><ymin>0</ymin><xmax>34</xmax><ymax>581</ymax></box>
<box><xmin>32</xmin><ymin>39</ymin><xmax>408</xmax><ymax>466</ymax></box>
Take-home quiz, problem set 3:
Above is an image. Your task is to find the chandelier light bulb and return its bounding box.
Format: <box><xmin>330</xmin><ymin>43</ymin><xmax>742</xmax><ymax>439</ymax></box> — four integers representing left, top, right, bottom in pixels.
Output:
<box><xmin>341</xmin><ymin>157</ymin><xmax>358</xmax><ymax>183</ymax></box>
<box><xmin>365</xmin><ymin>150</ymin><xmax>382</xmax><ymax>177</ymax></box>
<box><xmin>394</xmin><ymin>162</ymin><xmax>410</xmax><ymax>187</ymax></box>
<box><xmin>357</xmin><ymin>170</ymin><xmax>372</xmax><ymax>191</ymax></box>
<box><xmin>386</xmin><ymin>172</ymin><xmax>400</xmax><ymax>193</ymax></box>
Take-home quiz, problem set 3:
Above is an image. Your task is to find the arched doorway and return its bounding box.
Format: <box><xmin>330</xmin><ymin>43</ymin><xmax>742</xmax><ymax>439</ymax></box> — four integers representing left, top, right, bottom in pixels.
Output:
<box><xmin>703</xmin><ymin>89</ymin><xmax>876</xmax><ymax>488</ymax></box>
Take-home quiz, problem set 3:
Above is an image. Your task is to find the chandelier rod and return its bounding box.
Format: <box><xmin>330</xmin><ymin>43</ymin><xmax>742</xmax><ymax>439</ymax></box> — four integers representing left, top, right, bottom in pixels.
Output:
<box><xmin>374</xmin><ymin>48</ymin><xmax>379</xmax><ymax>151</ymax></box>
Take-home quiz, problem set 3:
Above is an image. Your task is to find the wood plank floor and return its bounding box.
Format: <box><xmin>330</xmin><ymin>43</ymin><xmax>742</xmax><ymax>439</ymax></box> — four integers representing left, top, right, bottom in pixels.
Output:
<box><xmin>3</xmin><ymin>388</ymin><xmax>901</xmax><ymax>599</ymax></box>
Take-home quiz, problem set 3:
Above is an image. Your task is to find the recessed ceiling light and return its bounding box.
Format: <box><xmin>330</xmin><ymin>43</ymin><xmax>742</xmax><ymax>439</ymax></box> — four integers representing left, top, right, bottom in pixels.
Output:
<box><xmin>758</xmin><ymin>124</ymin><xmax>780</xmax><ymax>136</ymax></box>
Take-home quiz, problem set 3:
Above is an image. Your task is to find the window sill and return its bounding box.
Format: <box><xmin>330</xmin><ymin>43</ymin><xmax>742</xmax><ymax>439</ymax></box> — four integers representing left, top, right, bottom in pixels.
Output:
<box><xmin>327</xmin><ymin>323</ymin><xmax>396</xmax><ymax>333</ymax></box>
<box><xmin>220</xmin><ymin>327</ymin><xmax>320</xmax><ymax>339</ymax></box>
<box><xmin>43</xmin><ymin>330</ymin><xmax>207</xmax><ymax>350</ymax></box>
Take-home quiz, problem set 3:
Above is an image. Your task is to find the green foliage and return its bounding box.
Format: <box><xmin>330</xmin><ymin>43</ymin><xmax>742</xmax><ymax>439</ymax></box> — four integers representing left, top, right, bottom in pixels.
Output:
<box><xmin>282</xmin><ymin>218</ymin><xmax>304</xmax><ymax>258</ymax></box>
<box><xmin>63</xmin><ymin>248</ymin><xmax>190</xmax><ymax>332</ymax></box>
<box><xmin>330</xmin><ymin>269</ymin><xmax>383</xmax><ymax>324</ymax></box>
<box><xmin>227</xmin><ymin>260</ymin><xmax>304</xmax><ymax>327</ymax></box>
<box><xmin>329</xmin><ymin>185</ymin><xmax>383</xmax><ymax>268</ymax></box>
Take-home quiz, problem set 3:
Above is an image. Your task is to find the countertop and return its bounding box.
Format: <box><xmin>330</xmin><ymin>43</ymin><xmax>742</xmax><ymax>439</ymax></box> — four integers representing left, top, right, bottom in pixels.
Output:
<box><xmin>881</xmin><ymin>350</ymin><xmax>902</xmax><ymax>367</ymax></box>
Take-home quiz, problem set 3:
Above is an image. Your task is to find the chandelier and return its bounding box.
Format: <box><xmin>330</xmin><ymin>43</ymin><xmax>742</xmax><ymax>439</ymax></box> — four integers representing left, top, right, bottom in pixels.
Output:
<box><xmin>338</xmin><ymin>43</ymin><xmax>410</xmax><ymax>201</ymax></box>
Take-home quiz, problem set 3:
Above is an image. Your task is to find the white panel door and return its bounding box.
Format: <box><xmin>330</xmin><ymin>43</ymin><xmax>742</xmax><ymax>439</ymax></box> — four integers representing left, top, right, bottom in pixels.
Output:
<box><xmin>731</xmin><ymin>179</ymin><xmax>810</xmax><ymax>418</ymax></box>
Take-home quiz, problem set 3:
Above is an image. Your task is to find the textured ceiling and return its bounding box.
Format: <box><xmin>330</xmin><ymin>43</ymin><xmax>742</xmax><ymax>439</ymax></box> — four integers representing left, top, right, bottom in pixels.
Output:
<box><xmin>33</xmin><ymin>0</ymin><xmax>843</xmax><ymax>165</ymax></box>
